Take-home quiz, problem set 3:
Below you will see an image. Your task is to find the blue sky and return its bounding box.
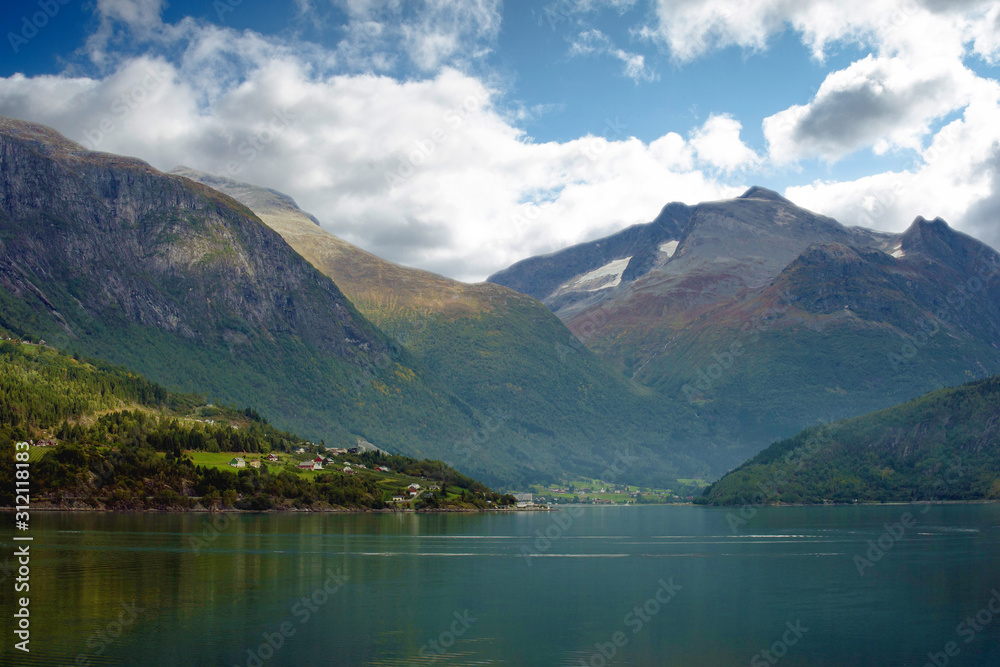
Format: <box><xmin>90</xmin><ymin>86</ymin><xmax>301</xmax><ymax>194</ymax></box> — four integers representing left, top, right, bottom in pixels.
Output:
<box><xmin>2</xmin><ymin>0</ymin><xmax>1000</xmax><ymax>280</ymax></box>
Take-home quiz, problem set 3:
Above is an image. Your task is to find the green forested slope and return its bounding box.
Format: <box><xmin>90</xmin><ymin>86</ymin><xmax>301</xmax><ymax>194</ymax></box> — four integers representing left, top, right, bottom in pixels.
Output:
<box><xmin>0</xmin><ymin>341</ymin><xmax>513</xmax><ymax>510</ymax></box>
<box><xmin>699</xmin><ymin>374</ymin><xmax>1000</xmax><ymax>505</ymax></box>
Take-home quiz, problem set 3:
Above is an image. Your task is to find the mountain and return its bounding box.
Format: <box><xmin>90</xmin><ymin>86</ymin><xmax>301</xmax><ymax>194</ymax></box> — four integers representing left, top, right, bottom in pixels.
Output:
<box><xmin>0</xmin><ymin>116</ymin><xmax>720</xmax><ymax>489</ymax></box>
<box><xmin>169</xmin><ymin>167</ymin><xmax>715</xmax><ymax>487</ymax></box>
<box><xmin>0</xmin><ymin>117</ymin><xmax>534</xmax><ymax>481</ymax></box>
<box><xmin>489</xmin><ymin>187</ymin><xmax>1000</xmax><ymax>452</ymax></box>
<box><xmin>698</xmin><ymin>374</ymin><xmax>1000</xmax><ymax>505</ymax></box>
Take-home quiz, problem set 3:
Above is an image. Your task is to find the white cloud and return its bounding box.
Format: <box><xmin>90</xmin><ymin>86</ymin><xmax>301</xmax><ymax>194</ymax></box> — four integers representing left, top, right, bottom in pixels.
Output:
<box><xmin>641</xmin><ymin>0</ymin><xmax>998</xmax><ymax>62</ymax></box>
<box><xmin>0</xmin><ymin>19</ymin><xmax>732</xmax><ymax>281</ymax></box>
<box><xmin>764</xmin><ymin>53</ymin><xmax>983</xmax><ymax>163</ymax></box>
<box><xmin>5</xmin><ymin>0</ymin><xmax>1000</xmax><ymax>284</ymax></box>
<box><xmin>569</xmin><ymin>29</ymin><xmax>657</xmax><ymax>82</ymax></box>
<box><xmin>328</xmin><ymin>0</ymin><xmax>501</xmax><ymax>72</ymax></box>
<box><xmin>86</xmin><ymin>0</ymin><xmax>167</xmax><ymax>65</ymax></box>
<box><xmin>689</xmin><ymin>113</ymin><xmax>760</xmax><ymax>172</ymax></box>
<box><xmin>786</xmin><ymin>78</ymin><xmax>1000</xmax><ymax>249</ymax></box>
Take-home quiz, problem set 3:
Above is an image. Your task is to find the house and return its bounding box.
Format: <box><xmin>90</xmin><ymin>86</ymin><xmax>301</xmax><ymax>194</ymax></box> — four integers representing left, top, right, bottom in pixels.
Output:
<box><xmin>314</xmin><ymin>456</ymin><xmax>324</xmax><ymax>464</ymax></box>
<box><xmin>343</xmin><ymin>466</ymin><xmax>355</xmax><ymax>475</ymax></box>
<box><xmin>295</xmin><ymin>447</ymin><xmax>306</xmax><ymax>454</ymax></box>
<box><xmin>408</xmin><ymin>484</ymin><xmax>421</xmax><ymax>492</ymax></box>
<box><xmin>249</xmin><ymin>460</ymin><xmax>261</xmax><ymax>469</ymax></box>
<box><xmin>327</xmin><ymin>448</ymin><xmax>348</xmax><ymax>456</ymax></box>
<box><xmin>513</xmin><ymin>493</ymin><xmax>533</xmax><ymax>508</ymax></box>
<box><xmin>375</xmin><ymin>466</ymin><xmax>391</xmax><ymax>472</ymax></box>
<box><xmin>297</xmin><ymin>460</ymin><xmax>321</xmax><ymax>471</ymax></box>
<box><xmin>355</xmin><ymin>463</ymin><xmax>367</xmax><ymax>469</ymax></box>
<box><xmin>392</xmin><ymin>493</ymin><xmax>406</xmax><ymax>502</ymax></box>
<box><xmin>266</xmin><ymin>453</ymin><xmax>279</xmax><ymax>462</ymax></box>
<box><xmin>229</xmin><ymin>457</ymin><xmax>246</xmax><ymax>468</ymax></box>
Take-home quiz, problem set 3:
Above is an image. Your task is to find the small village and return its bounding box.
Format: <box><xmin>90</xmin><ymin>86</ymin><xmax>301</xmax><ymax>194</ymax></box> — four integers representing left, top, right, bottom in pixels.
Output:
<box><xmin>192</xmin><ymin>439</ymin><xmax>498</xmax><ymax>509</ymax></box>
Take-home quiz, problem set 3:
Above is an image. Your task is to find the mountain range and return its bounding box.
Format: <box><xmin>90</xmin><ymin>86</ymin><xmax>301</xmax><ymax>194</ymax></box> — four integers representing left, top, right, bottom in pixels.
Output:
<box><xmin>0</xmin><ymin>117</ymin><xmax>709</xmax><ymax>488</ymax></box>
<box><xmin>489</xmin><ymin>187</ymin><xmax>1000</xmax><ymax>451</ymax></box>
<box><xmin>2</xmin><ymin>116</ymin><xmax>998</xmax><ymax>492</ymax></box>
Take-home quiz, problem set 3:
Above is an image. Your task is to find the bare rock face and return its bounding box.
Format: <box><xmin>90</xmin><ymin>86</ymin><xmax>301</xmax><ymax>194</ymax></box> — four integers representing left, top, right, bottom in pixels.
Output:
<box><xmin>0</xmin><ymin>116</ymin><xmax>385</xmax><ymax>361</ymax></box>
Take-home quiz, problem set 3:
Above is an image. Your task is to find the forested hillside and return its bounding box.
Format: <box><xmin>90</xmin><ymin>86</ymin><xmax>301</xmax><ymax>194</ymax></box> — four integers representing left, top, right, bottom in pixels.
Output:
<box><xmin>0</xmin><ymin>341</ymin><xmax>513</xmax><ymax>511</ymax></box>
<box><xmin>699</xmin><ymin>374</ymin><xmax>1000</xmax><ymax>505</ymax></box>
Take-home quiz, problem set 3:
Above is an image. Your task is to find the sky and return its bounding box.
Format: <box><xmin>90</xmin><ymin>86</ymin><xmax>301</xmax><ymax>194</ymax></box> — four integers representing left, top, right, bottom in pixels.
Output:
<box><xmin>2</xmin><ymin>1</ymin><xmax>1000</xmax><ymax>282</ymax></box>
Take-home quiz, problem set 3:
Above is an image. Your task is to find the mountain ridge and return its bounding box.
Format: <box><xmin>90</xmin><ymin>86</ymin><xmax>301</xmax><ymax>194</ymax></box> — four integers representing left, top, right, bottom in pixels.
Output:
<box><xmin>489</xmin><ymin>185</ymin><xmax>1000</xmax><ymax>460</ymax></box>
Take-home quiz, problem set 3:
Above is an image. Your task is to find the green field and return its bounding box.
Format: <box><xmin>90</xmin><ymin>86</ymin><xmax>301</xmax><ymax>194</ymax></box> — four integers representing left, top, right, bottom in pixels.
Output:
<box><xmin>528</xmin><ymin>475</ymin><xmax>711</xmax><ymax>504</ymax></box>
<box><xmin>27</xmin><ymin>445</ymin><xmax>51</xmax><ymax>463</ymax></box>
<box><xmin>184</xmin><ymin>450</ymin><xmax>433</xmax><ymax>499</ymax></box>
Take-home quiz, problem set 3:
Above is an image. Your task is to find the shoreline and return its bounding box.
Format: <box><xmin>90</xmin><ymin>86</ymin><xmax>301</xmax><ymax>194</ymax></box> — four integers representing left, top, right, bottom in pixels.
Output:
<box><xmin>0</xmin><ymin>504</ymin><xmax>555</xmax><ymax>514</ymax></box>
<box><xmin>5</xmin><ymin>500</ymin><xmax>996</xmax><ymax>514</ymax></box>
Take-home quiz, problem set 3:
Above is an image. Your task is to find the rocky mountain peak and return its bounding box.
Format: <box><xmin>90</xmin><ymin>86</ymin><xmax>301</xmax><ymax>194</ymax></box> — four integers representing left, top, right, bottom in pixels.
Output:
<box><xmin>737</xmin><ymin>186</ymin><xmax>791</xmax><ymax>204</ymax></box>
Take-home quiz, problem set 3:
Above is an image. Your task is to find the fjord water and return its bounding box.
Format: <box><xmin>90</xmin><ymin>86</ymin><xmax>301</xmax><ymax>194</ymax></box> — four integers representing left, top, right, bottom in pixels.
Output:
<box><xmin>2</xmin><ymin>505</ymin><xmax>999</xmax><ymax>666</ymax></box>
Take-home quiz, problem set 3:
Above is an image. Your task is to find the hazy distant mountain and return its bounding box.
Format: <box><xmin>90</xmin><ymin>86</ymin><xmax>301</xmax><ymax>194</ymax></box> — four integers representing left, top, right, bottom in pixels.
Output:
<box><xmin>490</xmin><ymin>187</ymin><xmax>1000</xmax><ymax>447</ymax></box>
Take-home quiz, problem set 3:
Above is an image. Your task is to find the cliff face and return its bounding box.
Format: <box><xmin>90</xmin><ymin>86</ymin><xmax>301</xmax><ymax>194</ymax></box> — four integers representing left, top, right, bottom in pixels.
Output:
<box><xmin>0</xmin><ymin>117</ymin><xmax>384</xmax><ymax>362</ymax></box>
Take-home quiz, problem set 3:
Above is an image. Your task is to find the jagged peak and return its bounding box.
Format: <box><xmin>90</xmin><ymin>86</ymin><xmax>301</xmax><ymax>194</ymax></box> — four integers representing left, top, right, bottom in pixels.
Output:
<box><xmin>907</xmin><ymin>215</ymin><xmax>949</xmax><ymax>230</ymax></box>
<box><xmin>737</xmin><ymin>186</ymin><xmax>791</xmax><ymax>204</ymax></box>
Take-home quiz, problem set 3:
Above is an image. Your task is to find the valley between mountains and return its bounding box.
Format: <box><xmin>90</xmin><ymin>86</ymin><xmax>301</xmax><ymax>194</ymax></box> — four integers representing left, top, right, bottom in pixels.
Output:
<box><xmin>3</xmin><ymin>116</ymin><xmax>999</xmax><ymax>502</ymax></box>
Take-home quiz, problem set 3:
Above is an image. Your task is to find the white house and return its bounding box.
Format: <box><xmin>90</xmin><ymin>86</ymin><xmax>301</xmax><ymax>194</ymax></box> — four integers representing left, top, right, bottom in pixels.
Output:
<box><xmin>513</xmin><ymin>493</ymin><xmax>533</xmax><ymax>508</ymax></box>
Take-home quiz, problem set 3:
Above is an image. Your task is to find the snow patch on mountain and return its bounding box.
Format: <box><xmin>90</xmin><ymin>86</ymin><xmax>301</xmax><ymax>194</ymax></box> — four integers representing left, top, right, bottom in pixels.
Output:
<box><xmin>659</xmin><ymin>240</ymin><xmax>679</xmax><ymax>257</ymax></box>
<box><xmin>566</xmin><ymin>257</ymin><xmax>633</xmax><ymax>291</ymax></box>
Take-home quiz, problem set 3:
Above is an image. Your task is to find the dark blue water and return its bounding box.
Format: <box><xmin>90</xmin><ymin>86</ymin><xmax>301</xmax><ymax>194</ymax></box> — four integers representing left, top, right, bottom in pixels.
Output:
<box><xmin>1</xmin><ymin>504</ymin><xmax>998</xmax><ymax>666</ymax></box>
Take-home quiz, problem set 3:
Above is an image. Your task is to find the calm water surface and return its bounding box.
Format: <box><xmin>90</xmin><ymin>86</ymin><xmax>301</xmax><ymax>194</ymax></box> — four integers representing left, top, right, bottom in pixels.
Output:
<box><xmin>1</xmin><ymin>504</ymin><xmax>999</xmax><ymax>666</ymax></box>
